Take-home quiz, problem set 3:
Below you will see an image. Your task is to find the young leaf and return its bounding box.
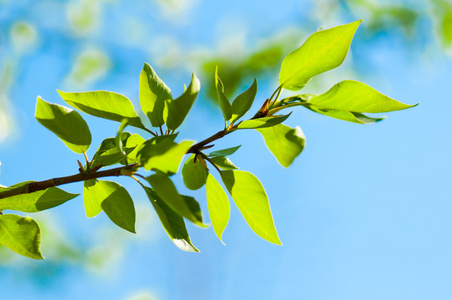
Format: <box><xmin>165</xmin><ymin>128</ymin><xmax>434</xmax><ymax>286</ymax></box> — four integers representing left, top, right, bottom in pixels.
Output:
<box><xmin>215</xmin><ymin>67</ymin><xmax>232</xmax><ymax>121</ymax></box>
<box><xmin>256</xmin><ymin>124</ymin><xmax>305</xmax><ymax>168</ymax></box>
<box><xmin>146</xmin><ymin>172</ymin><xmax>207</xmax><ymax>227</ymax></box>
<box><xmin>209</xmin><ymin>156</ymin><xmax>238</xmax><ymax>170</ymax></box>
<box><xmin>90</xmin><ymin>133</ymin><xmax>134</xmax><ymax>168</ymax></box>
<box><xmin>143</xmin><ymin>187</ymin><xmax>199</xmax><ymax>252</ymax></box>
<box><xmin>308</xmin><ymin>80</ymin><xmax>417</xmax><ymax>113</ymax></box>
<box><xmin>57</xmin><ymin>90</ymin><xmax>146</xmax><ymax>129</ymax></box>
<box><xmin>83</xmin><ymin>179</ymin><xmax>102</xmax><ymax>218</ymax></box>
<box><xmin>237</xmin><ymin>113</ymin><xmax>291</xmax><ymax>129</ymax></box>
<box><xmin>206</xmin><ymin>174</ymin><xmax>230</xmax><ymax>244</ymax></box>
<box><xmin>120</xmin><ymin>133</ymin><xmax>146</xmax><ymax>164</ymax></box>
<box><xmin>209</xmin><ymin>145</ymin><xmax>241</xmax><ymax>157</ymax></box>
<box><xmin>0</xmin><ymin>182</ymin><xmax>79</xmax><ymax>213</ymax></box>
<box><xmin>230</xmin><ymin>78</ymin><xmax>257</xmax><ymax>124</ymax></box>
<box><xmin>139</xmin><ymin>63</ymin><xmax>172</xmax><ymax>127</ymax></box>
<box><xmin>221</xmin><ymin>170</ymin><xmax>281</xmax><ymax>245</ymax></box>
<box><xmin>83</xmin><ymin>180</ymin><xmax>136</xmax><ymax>233</ymax></box>
<box><xmin>164</xmin><ymin>73</ymin><xmax>201</xmax><ymax>130</ymax></box>
<box><xmin>138</xmin><ymin>137</ymin><xmax>193</xmax><ymax>174</ymax></box>
<box><xmin>182</xmin><ymin>154</ymin><xmax>208</xmax><ymax>190</ymax></box>
<box><xmin>279</xmin><ymin>20</ymin><xmax>361</xmax><ymax>91</ymax></box>
<box><xmin>35</xmin><ymin>97</ymin><xmax>91</xmax><ymax>153</ymax></box>
<box><xmin>0</xmin><ymin>214</ymin><xmax>43</xmax><ymax>259</ymax></box>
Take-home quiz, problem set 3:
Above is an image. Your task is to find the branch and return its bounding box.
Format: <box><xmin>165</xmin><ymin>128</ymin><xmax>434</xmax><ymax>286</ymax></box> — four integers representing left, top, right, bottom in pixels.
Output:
<box><xmin>0</xmin><ymin>164</ymin><xmax>138</xmax><ymax>199</ymax></box>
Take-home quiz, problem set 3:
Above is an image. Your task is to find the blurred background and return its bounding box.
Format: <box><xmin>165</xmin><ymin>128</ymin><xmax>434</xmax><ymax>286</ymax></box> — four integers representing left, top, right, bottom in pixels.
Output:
<box><xmin>0</xmin><ymin>0</ymin><xmax>451</xmax><ymax>299</ymax></box>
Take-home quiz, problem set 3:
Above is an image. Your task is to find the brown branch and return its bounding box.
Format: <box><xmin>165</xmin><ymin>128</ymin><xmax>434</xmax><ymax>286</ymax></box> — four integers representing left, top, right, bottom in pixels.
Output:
<box><xmin>0</xmin><ymin>164</ymin><xmax>138</xmax><ymax>199</ymax></box>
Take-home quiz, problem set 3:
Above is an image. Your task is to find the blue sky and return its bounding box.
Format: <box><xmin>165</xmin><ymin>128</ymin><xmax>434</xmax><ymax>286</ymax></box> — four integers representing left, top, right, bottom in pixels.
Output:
<box><xmin>0</xmin><ymin>1</ymin><xmax>451</xmax><ymax>299</ymax></box>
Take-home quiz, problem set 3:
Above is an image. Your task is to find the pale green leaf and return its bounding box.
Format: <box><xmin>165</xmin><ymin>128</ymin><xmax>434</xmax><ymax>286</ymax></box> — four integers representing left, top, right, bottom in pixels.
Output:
<box><xmin>279</xmin><ymin>20</ymin><xmax>361</xmax><ymax>91</ymax></box>
<box><xmin>165</xmin><ymin>73</ymin><xmax>201</xmax><ymax>130</ymax></box>
<box><xmin>182</xmin><ymin>154</ymin><xmax>208</xmax><ymax>190</ymax></box>
<box><xmin>209</xmin><ymin>156</ymin><xmax>238</xmax><ymax>170</ymax></box>
<box><xmin>120</xmin><ymin>133</ymin><xmax>146</xmax><ymax>164</ymax></box>
<box><xmin>215</xmin><ymin>67</ymin><xmax>232</xmax><ymax>121</ymax></box>
<box><xmin>305</xmin><ymin>104</ymin><xmax>385</xmax><ymax>124</ymax></box>
<box><xmin>139</xmin><ymin>63</ymin><xmax>172</xmax><ymax>127</ymax></box>
<box><xmin>256</xmin><ymin>124</ymin><xmax>305</xmax><ymax>168</ymax></box>
<box><xmin>230</xmin><ymin>79</ymin><xmax>257</xmax><ymax>124</ymax></box>
<box><xmin>0</xmin><ymin>214</ymin><xmax>43</xmax><ymax>259</ymax></box>
<box><xmin>206</xmin><ymin>174</ymin><xmax>230</xmax><ymax>243</ymax></box>
<box><xmin>143</xmin><ymin>187</ymin><xmax>199</xmax><ymax>252</ymax></box>
<box><xmin>209</xmin><ymin>145</ymin><xmax>241</xmax><ymax>157</ymax></box>
<box><xmin>146</xmin><ymin>172</ymin><xmax>207</xmax><ymax>227</ymax></box>
<box><xmin>35</xmin><ymin>97</ymin><xmax>91</xmax><ymax>153</ymax></box>
<box><xmin>0</xmin><ymin>182</ymin><xmax>79</xmax><ymax>213</ymax></box>
<box><xmin>220</xmin><ymin>170</ymin><xmax>281</xmax><ymax>244</ymax></box>
<box><xmin>309</xmin><ymin>80</ymin><xmax>417</xmax><ymax>113</ymax></box>
<box><xmin>57</xmin><ymin>90</ymin><xmax>146</xmax><ymax>129</ymax></box>
<box><xmin>237</xmin><ymin>113</ymin><xmax>291</xmax><ymax>129</ymax></box>
<box><xmin>83</xmin><ymin>179</ymin><xmax>102</xmax><ymax>218</ymax></box>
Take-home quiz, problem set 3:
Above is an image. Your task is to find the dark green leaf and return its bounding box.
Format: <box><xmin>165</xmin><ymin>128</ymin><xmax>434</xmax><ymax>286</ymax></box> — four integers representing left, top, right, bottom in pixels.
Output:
<box><xmin>0</xmin><ymin>182</ymin><xmax>79</xmax><ymax>213</ymax></box>
<box><xmin>35</xmin><ymin>97</ymin><xmax>91</xmax><ymax>153</ymax></box>
<box><xmin>256</xmin><ymin>124</ymin><xmax>305</xmax><ymax>168</ymax></box>
<box><xmin>146</xmin><ymin>172</ymin><xmax>207</xmax><ymax>227</ymax></box>
<box><xmin>0</xmin><ymin>214</ymin><xmax>43</xmax><ymax>259</ymax></box>
<box><xmin>91</xmin><ymin>133</ymin><xmax>134</xmax><ymax>168</ymax></box>
<box><xmin>215</xmin><ymin>67</ymin><xmax>232</xmax><ymax>121</ymax></box>
<box><xmin>221</xmin><ymin>170</ymin><xmax>281</xmax><ymax>245</ymax></box>
<box><xmin>57</xmin><ymin>90</ymin><xmax>146</xmax><ymax>129</ymax></box>
<box><xmin>139</xmin><ymin>63</ymin><xmax>172</xmax><ymax>127</ymax></box>
<box><xmin>206</xmin><ymin>174</ymin><xmax>230</xmax><ymax>243</ymax></box>
<box><xmin>182</xmin><ymin>154</ymin><xmax>208</xmax><ymax>190</ymax></box>
<box><xmin>237</xmin><ymin>113</ymin><xmax>291</xmax><ymax>129</ymax></box>
<box><xmin>230</xmin><ymin>78</ymin><xmax>257</xmax><ymax>124</ymax></box>
<box><xmin>143</xmin><ymin>187</ymin><xmax>199</xmax><ymax>252</ymax></box>
<box><xmin>279</xmin><ymin>20</ymin><xmax>361</xmax><ymax>91</ymax></box>
<box><xmin>208</xmin><ymin>145</ymin><xmax>241</xmax><ymax>157</ymax></box>
<box><xmin>209</xmin><ymin>156</ymin><xmax>238</xmax><ymax>170</ymax></box>
<box><xmin>164</xmin><ymin>73</ymin><xmax>201</xmax><ymax>130</ymax></box>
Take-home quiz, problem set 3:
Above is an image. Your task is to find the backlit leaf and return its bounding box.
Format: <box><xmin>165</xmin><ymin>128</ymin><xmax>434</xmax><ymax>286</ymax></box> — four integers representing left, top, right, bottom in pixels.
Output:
<box><xmin>256</xmin><ymin>124</ymin><xmax>305</xmax><ymax>168</ymax></box>
<box><xmin>0</xmin><ymin>214</ymin><xmax>43</xmax><ymax>259</ymax></box>
<box><xmin>58</xmin><ymin>90</ymin><xmax>146</xmax><ymax>129</ymax></box>
<box><xmin>237</xmin><ymin>113</ymin><xmax>291</xmax><ymax>129</ymax></box>
<box><xmin>35</xmin><ymin>97</ymin><xmax>91</xmax><ymax>153</ymax></box>
<box><xmin>206</xmin><ymin>174</ymin><xmax>230</xmax><ymax>243</ymax></box>
<box><xmin>305</xmin><ymin>104</ymin><xmax>385</xmax><ymax>124</ymax></box>
<box><xmin>83</xmin><ymin>179</ymin><xmax>102</xmax><ymax>218</ymax></box>
<box><xmin>209</xmin><ymin>156</ymin><xmax>238</xmax><ymax>170</ymax></box>
<box><xmin>279</xmin><ymin>20</ymin><xmax>361</xmax><ymax>91</ymax></box>
<box><xmin>230</xmin><ymin>79</ymin><xmax>257</xmax><ymax>124</ymax></box>
<box><xmin>221</xmin><ymin>170</ymin><xmax>281</xmax><ymax>244</ymax></box>
<box><xmin>215</xmin><ymin>67</ymin><xmax>232</xmax><ymax>121</ymax></box>
<box><xmin>182</xmin><ymin>154</ymin><xmax>208</xmax><ymax>190</ymax></box>
<box><xmin>91</xmin><ymin>133</ymin><xmax>134</xmax><ymax>168</ymax></box>
<box><xmin>208</xmin><ymin>145</ymin><xmax>241</xmax><ymax>157</ymax></box>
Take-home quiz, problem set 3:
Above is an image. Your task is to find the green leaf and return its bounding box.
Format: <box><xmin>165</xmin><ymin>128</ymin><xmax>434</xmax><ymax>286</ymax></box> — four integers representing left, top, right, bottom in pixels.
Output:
<box><xmin>91</xmin><ymin>133</ymin><xmax>134</xmax><ymax>168</ymax></box>
<box><xmin>138</xmin><ymin>136</ymin><xmax>193</xmax><ymax>174</ymax></box>
<box><xmin>220</xmin><ymin>170</ymin><xmax>281</xmax><ymax>245</ymax></box>
<box><xmin>0</xmin><ymin>214</ymin><xmax>43</xmax><ymax>259</ymax></box>
<box><xmin>215</xmin><ymin>67</ymin><xmax>232</xmax><ymax>121</ymax></box>
<box><xmin>441</xmin><ymin>9</ymin><xmax>452</xmax><ymax>46</ymax></box>
<box><xmin>182</xmin><ymin>154</ymin><xmax>208</xmax><ymax>190</ymax></box>
<box><xmin>83</xmin><ymin>180</ymin><xmax>136</xmax><ymax>233</ymax></box>
<box><xmin>256</xmin><ymin>124</ymin><xmax>305</xmax><ymax>168</ymax></box>
<box><xmin>279</xmin><ymin>20</ymin><xmax>362</xmax><ymax>91</ymax></box>
<box><xmin>120</xmin><ymin>133</ymin><xmax>146</xmax><ymax>164</ymax></box>
<box><xmin>304</xmin><ymin>104</ymin><xmax>385</xmax><ymax>124</ymax></box>
<box><xmin>230</xmin><ymin>79</ymin><xmax>257</xmax><ymax>124</ymax></box>
<box><xmin>308</xmin><ymin>80</ymin><xmax>417</xmax><ymax>113</ymax></box>
<box><xmin>208</xmin><ymin>145</ymin><xmax>241</xmax><ymax>157</ymax></box>
<box><xmin>83</xmin><ymin>179</ymin><xmax>102</xmax><ymax>218</ymax></box>
<box><xmin>115</xmin><ymin>118</ymin><xmax>129</xmax><ymax>156</ymax></box>
<box><xmin>57</xmin><ymin>90</ymin><xmax>146</xmax><ymax>129</ymax></box>
<box><xmin>143</xmin><ymin>187</ymin><xmax>199</xmax><ymax>252</ymax></box>
<box><xmin>146</xmin><ymin>172</ymin><xmax>207</xmax><ymax>227</ymax></box>
<box><xmin>209</xmin><ymin>156</ymin><xmax>238</xmax><ymax>170</ymax></box>
<box><xmin>237</xmin><ymin>113</ymin><xmax>291</xmax><ymax>129</ymax></box>
<box><xmin>206</xmin><ymin>174</ymin><xmax>230</xmax><ymax>244</ymax></box>
<box><xmin>0</xmin><ymin>182</ymin><xmax>79</xmax><ymax>213</ymax></box>
<box><xmin>35</xmin><ymin>97</ymin><xmax>91</xmax><ymax>153</ymax></box>
<box><xmin>139</xmin><ymin>63</ymin><xmax>172</xmax><ymax>127</ymax></box>
<box><xmin>164</xmin><ymin>73</ymin><xmax>201</xmax><ymax>130</ymax></box>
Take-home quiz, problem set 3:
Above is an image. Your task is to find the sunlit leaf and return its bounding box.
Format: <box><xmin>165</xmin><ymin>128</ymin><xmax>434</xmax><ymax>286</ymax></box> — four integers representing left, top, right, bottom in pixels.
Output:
<box><xmin>230</xmin><ymin>79</ymin><xmax>257</xmax><ymax>124</ymax></box>
<box><xmin>164</xmin><ymin>73</ymin><xmax>200</xmax><ymax>130</ymax></box>
<box><xmin>0</xmin><ymin>182</ymin><xmax>79</xmax><ymax>213</ymax></box>
<box><xmin>35</xmin><ymin>97</ymin><xmax>91</xmax><ymax>153</ymax></box>
<box><xmin>309</xmin><ymin>80</ymin><xmax>417</xmax><ymax>113</ymax></box>
<box><xmin>0</xmin><ymin>214</ymin><xmax>43</xmax><ymax>259</ymax></box>
<box><xmin>221</xmin><ymin>170</ymin><xmax>281</xmax><ymax>245</ymax></box>
<box><xmin>120</xmin><ymin>133</ymin><xmax>146</xmax><ymax>164</ymax></box>
<box><xmin>209</xmin><ymin>156</ymin><xmax>238</xmax><ymax>170</ymax></box>
<box><xmin>215</xmin><ymin>67</ymin><xmax>232</xmax><ymax>121</ymax></box>
<box><xmin>206</xmin><ymin>174</ymin><xmax>230</xmax><ymax>243</ymax></box>
<box><xmin>209</xmin><ymin>145</ymin><xmax>241</xmax><ymax>157</ymax></box>
<box><xmin>305</xmin><ymin>104</ymin><xmax>385</xmax><ymax>124</ymax></box>
<box><xmin>146</xmin><ymin>172</ymin><xmax>207</xmax><ymax>227</ymax></box>
<box><xmin>143</xmin><ymin>187</ymin><xmax>199</xmax><ymax>252</ymax></box>
<box><xmin>279</xmin><ymin>20</ymin><xmax>361</xmax><ymax>91</ymax></box>
<box><xmin>237</xmin><ymin>113</ymin><xmax>291</xmax><ymax>129</ymax></box>
<box><xmin>139</xmin><ymin>63</ymin><xmax>172</xmax><ymax>127</ymax></box>
<box><xmin>182</xmin><ymin>154</ymin><xmax>208</xmax><ymax>190</ymax></box>
<box><xmin>256</xmin><ymin>124</ymin><xmax>305</xmax><ymax>168</ymax></box>
<box><xmin>57</xmin><ymin>90</ymin><xmax>146</xmax><ymax>129</ymax></box>
<box><xmin>91</xmin><ymin>133</ymin><xmax>134</xmax><ymax>168</ymax></box>
<box><xmin>83</xmin><ymin>179</ymin><xmax>102</xmax><ymax>218</ymax></box>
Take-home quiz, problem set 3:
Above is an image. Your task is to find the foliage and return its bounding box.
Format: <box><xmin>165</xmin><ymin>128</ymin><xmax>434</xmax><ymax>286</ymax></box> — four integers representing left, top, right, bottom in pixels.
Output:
<box><xmin>0</xmin><ymin>20</ymin><xmax>416</xmax><ymax>259</ymax></box>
